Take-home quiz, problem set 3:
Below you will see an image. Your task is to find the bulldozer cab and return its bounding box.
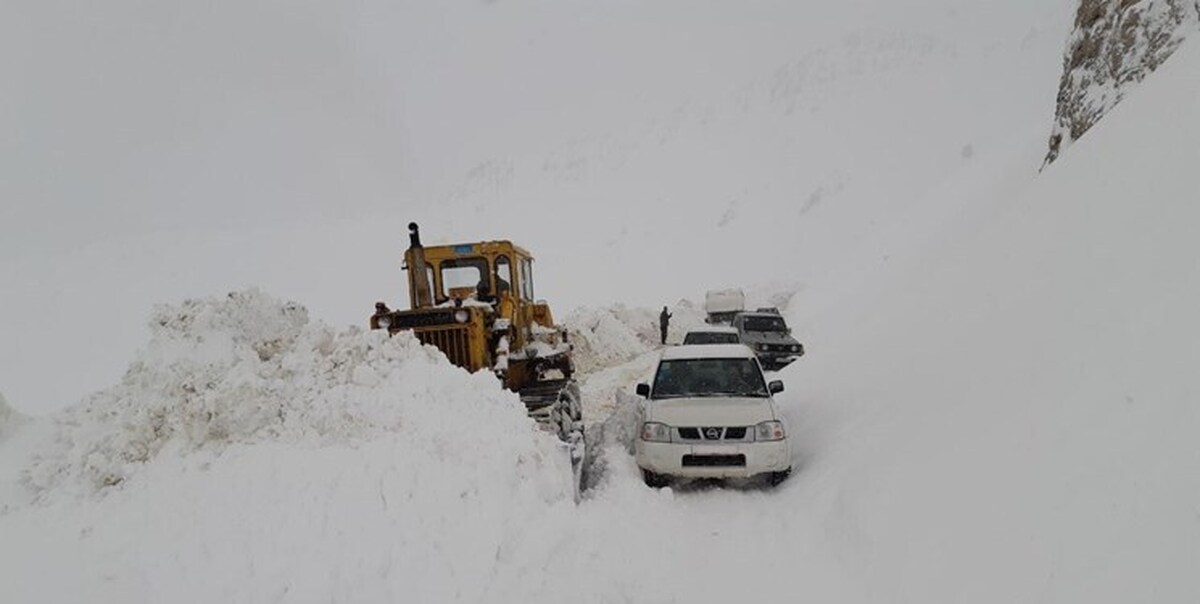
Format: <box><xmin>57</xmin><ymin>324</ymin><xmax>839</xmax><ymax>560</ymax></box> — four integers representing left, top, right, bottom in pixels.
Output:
<box><xmin>368</xmin><ymin>223</ymin><xmax>583</xmax><ymax>484</ymax></box>
<box><xmin>373</xmin><ymin>224</ymin><xmax>565</xmax><ymax>390</ymax></box>
<box><xmin>406</xmin><ymin>240</ymin><xmax>534</xmax><ymax>310</ymax></box>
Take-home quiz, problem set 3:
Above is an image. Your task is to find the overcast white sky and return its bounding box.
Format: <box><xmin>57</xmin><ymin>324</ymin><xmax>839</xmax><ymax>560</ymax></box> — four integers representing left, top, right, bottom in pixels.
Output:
<box><xmin>1</xmin><ymin>0</ymin><xmax>1071</xmax><ymax>413</ymax></box>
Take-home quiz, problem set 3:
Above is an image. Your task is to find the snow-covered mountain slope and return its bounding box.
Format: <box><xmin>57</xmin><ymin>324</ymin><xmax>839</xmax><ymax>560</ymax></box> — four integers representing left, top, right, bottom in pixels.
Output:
<box><xmin>509</xmin><ymin>37</ymin><xmax>1200</xmax><ymax>603</ymax></box>
<box><xmin>0</xmin><ymin>0</ymin><xmax>1071</xmax><ymax>413</ymax></box>
<box><xmin>774</xmin><ymin>37</ymin><xmax>1200</xmax><ymax>603</ymax></box>
<box><xmin>4</xmin><ymin>2</ymin><xmax>1198</xmax><ymax>603</ymax></box>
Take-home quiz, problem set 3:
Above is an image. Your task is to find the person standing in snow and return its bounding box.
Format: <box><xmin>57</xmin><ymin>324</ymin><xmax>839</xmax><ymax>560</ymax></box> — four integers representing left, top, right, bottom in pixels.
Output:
<box><xmin>659</xmin><ymin>306</ymin><xmax>672</xmax><ymax>346</ymax></box>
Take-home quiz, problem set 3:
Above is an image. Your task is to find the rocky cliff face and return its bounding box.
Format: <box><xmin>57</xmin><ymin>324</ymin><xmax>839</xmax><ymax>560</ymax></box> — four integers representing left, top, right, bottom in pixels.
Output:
<box><xmin>1045</xmin><ymin>0</ymin><xmax>1199</xmax><ymax>165</ymax></box>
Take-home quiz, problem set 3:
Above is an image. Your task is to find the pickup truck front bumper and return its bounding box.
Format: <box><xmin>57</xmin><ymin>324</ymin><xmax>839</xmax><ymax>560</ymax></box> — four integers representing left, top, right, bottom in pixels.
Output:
<box><xmin>636</xmin><ymin>439</ymin><xmax>791</xmax><ymax>478</ymax></box>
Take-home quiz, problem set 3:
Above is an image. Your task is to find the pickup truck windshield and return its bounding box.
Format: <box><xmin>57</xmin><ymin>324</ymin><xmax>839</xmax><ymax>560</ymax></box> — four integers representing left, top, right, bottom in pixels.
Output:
<box><xmin>682</xmin><ymin>332</ymin><xmax>740</xmax><ymax>345</ymax></box>
<box><xmin>652</xmin><ymin>358</ymin><xmax>768</xmax><ymax>399</ymax></box>
<box><xmin>742</xmin><ymin>316</ymin><xmax>788</xmax><ymax>332</ymax></box>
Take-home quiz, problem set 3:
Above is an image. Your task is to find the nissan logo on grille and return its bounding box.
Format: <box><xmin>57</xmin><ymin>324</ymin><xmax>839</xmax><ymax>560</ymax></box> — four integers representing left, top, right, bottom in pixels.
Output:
<box><xmin>704</xmin><ymin>427</ymin><xmax>721</xmax><ymax>440</ymax></box>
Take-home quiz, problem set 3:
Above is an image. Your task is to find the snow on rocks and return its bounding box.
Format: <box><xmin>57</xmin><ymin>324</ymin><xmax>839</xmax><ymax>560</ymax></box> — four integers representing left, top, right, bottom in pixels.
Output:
<box><xmin>1045</xmin><ymin>0</ymin><xmax>1200</xmax><ymax>163</ymax></box>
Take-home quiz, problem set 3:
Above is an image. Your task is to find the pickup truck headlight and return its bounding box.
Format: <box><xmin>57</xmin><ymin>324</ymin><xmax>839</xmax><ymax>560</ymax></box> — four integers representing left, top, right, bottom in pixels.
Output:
<box><xmin>756</xmin><ymin>421</ymin><xmax>786</xmax><ymax>441</ymax></box>
<box><xmin>640</xmin><ymin>422</ymin><xmax>671</xmax><ymax>443</ymax></box>
<box><xmin>756</xmin><ymin>343</ymin><xmax>768</xmax><ymax>351</ymax></box>
<box><xmin>377</xmin><ymin>315</ymin><xmax>391</xmax><ymax>329</ymax></box>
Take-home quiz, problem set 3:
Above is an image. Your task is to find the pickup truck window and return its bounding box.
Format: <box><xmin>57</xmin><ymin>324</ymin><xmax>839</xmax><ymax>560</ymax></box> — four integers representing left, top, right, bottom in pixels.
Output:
<box><xmin>652</xmin><ymin>358</ymin><xmax>768</xmax><ymax>399</ymax></box>
<box><xmin>682</xmin><ymin>332</ymin><xmax>740</xmax><ymax>345</ymax></box>
<box><xmin>742</xmin><ymin>316</ymin><xmax>788</xmax><ymax>332</ymax></box>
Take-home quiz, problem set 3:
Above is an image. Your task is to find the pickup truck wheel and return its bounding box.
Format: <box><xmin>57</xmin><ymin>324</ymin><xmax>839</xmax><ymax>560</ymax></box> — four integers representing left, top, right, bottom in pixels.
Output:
<box><xmin>641</xmin><ymin>469</ymin><xmax>670</xmax><ymax>489</ymax></box>
<box><xmin>767</xmin><ymin>468</ymin><xmax>791</xmax><ymax>486</ymax></box>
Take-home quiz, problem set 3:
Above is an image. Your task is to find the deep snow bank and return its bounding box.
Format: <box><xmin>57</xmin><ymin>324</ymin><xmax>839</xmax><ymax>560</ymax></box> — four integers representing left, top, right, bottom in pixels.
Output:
<box><xmin>21</xmin><ymin>290</ymin><xmax>573</xmax><ymax>499</ymax></box>
<box><xmin>2</xmin><ymin>290</ymin><xmax>577</xmax><ymax>602</ymax></box>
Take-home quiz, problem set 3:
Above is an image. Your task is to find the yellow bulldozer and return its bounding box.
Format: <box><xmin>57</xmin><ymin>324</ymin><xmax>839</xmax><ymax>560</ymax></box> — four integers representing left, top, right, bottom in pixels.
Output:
<box><xmin>370</xmin><ymin>223</ymin><xmax>582</xmax><ymax>443</ymax></box>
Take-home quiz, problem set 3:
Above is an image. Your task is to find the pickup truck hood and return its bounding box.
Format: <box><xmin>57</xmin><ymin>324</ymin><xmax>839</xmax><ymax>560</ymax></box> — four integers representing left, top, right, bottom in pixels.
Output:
<box><xmin>646</xmin><ymin>396</ymin><xmax>777</xmax><ymax>427</ymax></box>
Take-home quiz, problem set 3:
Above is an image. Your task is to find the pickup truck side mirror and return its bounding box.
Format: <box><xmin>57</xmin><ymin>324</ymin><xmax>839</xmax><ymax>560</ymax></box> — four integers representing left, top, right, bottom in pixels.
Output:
<box><xmin>636</xmin><ymin>383</ymin><xmax>650</xmax><ymax>397</ymax></box>
<box><xmin>768</xmin><ymin>380</ymin><xmax>784</xmax><ymax>394</ymax></box>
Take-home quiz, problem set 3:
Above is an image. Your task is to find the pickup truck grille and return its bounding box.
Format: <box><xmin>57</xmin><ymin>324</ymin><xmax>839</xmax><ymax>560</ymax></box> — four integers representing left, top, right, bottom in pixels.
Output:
<box><xmin>676</xmin><ymin>427</ymin><xmax>749</xmax><ymax>442</ymax></box>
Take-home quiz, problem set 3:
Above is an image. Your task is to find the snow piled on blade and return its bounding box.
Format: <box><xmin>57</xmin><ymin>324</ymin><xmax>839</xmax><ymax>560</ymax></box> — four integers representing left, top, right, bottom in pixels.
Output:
<box><xmin>23</xmin><ymin>289</ymin><xmax>571</xmax><ymax>500</ymax></box>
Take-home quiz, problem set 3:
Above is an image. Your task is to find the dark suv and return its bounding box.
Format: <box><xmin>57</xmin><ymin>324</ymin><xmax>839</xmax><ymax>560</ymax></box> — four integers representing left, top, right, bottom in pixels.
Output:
<box><xmin>732</xmin><ymin>310</ymin><xmax>804</xmax><ymax>370</ymax></box>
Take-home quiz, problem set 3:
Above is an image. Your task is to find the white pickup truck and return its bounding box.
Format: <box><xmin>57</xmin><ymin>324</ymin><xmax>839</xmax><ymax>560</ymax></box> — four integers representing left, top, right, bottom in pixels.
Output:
<box><xmin>634</xmin><ymin>344</ymin><xmax>792</xmax><ymax>487</ymax></box>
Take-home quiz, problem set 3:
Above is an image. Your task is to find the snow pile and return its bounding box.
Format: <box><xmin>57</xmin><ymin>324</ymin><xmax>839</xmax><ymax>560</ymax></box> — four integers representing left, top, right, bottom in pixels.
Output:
<box><xmin>564</xmin><ymin>301</ymin><xmax>700</xmax><ymax>373</ymax></box>
<box><xmin>1046</xmin><ymin>0</ymin><xmax>1199</xmax><ymax>163</ymax></box>
<box><xmin>23</xmin><ymin>289</ymin><xmax>571</xmax><ymax>499</ymax></box>
<box><xmin>0</xmin><ymin>289</ymin><xmax>582</xmax><ymax>602</ymax></box>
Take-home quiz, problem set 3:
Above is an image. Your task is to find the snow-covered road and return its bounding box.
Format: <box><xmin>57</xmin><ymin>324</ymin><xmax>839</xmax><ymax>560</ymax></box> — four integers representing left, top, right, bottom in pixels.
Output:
<box><xmin>4</xmin><ymin>1</ymin><xmax>1199</xmax><ymax>602</ymax></box>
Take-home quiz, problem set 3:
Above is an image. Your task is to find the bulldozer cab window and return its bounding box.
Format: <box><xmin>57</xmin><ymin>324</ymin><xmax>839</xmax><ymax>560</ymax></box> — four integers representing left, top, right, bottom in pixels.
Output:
<box><xmin>440</xmin><ymin>257</ymin><xmax>489</xmax><ymax>298</ymax></box>
<box><xmin>494</xmin><ymin>255</ymin><xmax>513</xmax><ymax>296</ymax></box>
<box><xmin>519</xmin><ymin>258</ymin><xmax>534</xmax><ymax>301</ymax></box>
